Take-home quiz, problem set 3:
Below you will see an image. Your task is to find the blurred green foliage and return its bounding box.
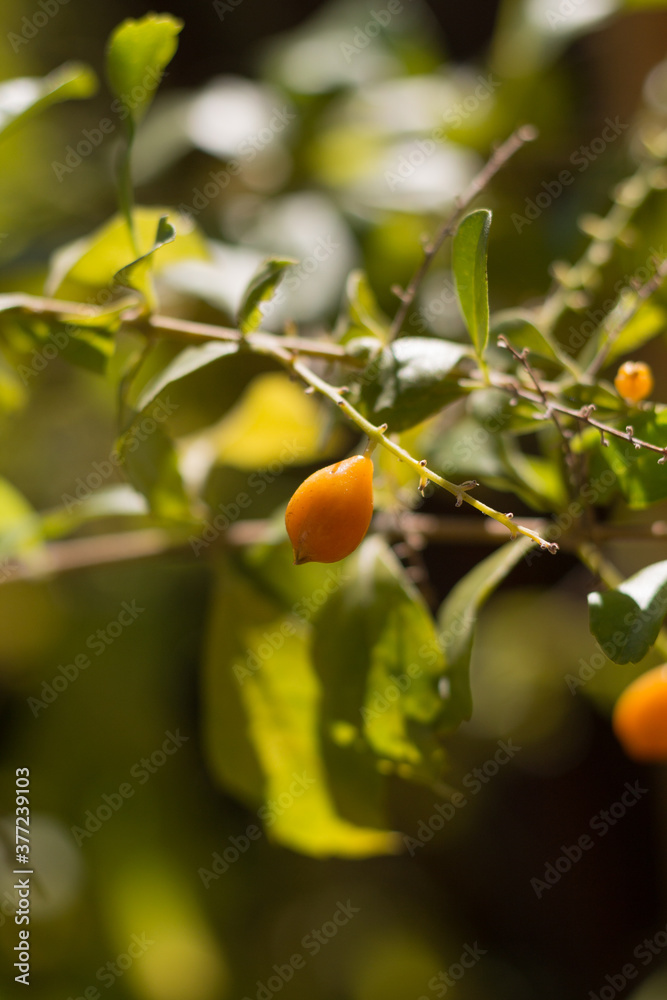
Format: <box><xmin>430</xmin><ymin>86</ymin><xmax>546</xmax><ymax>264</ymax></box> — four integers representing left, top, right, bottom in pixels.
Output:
<box><xmin>2</xmin><ymin>1</ymin><xmax>667</xmax><ymax>999</ymax></box>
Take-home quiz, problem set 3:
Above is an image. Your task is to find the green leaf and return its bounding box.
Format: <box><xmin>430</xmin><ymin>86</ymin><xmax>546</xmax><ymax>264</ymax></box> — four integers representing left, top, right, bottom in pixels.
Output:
<box><xmin>600</xmin><ymin>408</ymin><xmax>667</xmax><ymax>508</ymax></box>
<box><xmin>0</xmin><ymin>62</ymin><xmax>97</xmax><ymax>140</ymax></box>
<box><xmin>202</xmin><ymin>554</ymin><xmax>400</xmax><ymax>857</ymax></box>
<box><xmin>358</xmin><ymin>336</ymin><xmax>469</xmax><ymax>431</ymax></box>
<box><xmin>0</xmin><ymin>477</ymin><xmax>41</xmax><ymax>560</ymax></box>
<box><xmin>47</xmin><ymin>208</ymin><xmax>208</xmax><ymax>302</ymax></box>
<box><xmin>453</xmin><ymin>209</ymin><xmax>492</xmax><ymax>358</ymax></box>
<box><xmin>119</xmin><ymin>422</ymin><xmax>190</xmax><ymax>520</ymax></box>
<box><xmin>603</xmin><ymin>302</ymin><xmax>667</xmax><ymax>368</ymax></box>
<box><xmin>135</xmin><ymin>342</ymin><xmax>238</xmax><ymax>415</ymax></box>
<box><xmin>106</xmin><ymin>13</ymin><xmax>183</xmax><ymax>128</ymax></box>
<box><xmin>338</xmin><ymin>270</ymin><xmax>390</xmax><ymax>343</ymax></box>
<box><xmin>589</xmin><ymin>560</ymin><xmax>667</xmax><ymax>664</ymax></box>
<box><xmin>114</xmin><ymin>214</ymin><xmax>176</xmax><ymax>309</ymax></box>
<box><xmin>312</xmin><ymin>536</ymin><xmax>446</xmax><ymax>769</ymax></box>
<box><xmin>491</xmin><ymin>310</ymin><xmax>560</xmax><ymax>364</ymax></box>
<box><xmin>437</xmin><ymin>536</ymin><xmax>535</xmax><ymax>728</ymax></box>
<box><xmin>236</xmin><ymin>257</ymin><xmax>296</xmax><ymax>335</ymax></box>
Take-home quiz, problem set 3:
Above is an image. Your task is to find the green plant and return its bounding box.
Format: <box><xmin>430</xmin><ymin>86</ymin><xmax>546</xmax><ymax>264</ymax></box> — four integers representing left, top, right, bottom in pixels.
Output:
<box><xmin>3</xmin><ymin>10</ymin><xmax>667</xmax><ymax>861</ymax></box>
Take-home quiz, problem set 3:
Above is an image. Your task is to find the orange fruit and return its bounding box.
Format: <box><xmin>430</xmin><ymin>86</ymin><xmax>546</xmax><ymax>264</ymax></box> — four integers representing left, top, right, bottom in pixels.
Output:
<box><xmin>612</xmin><ymin>664</ymin><xmax>667</xmax><ymax>762</ymax></box>
<box><xmin>614</xmin><ymin>361</ymin><xmax>654</xmax><ymax>404</ymax></box>
<box><xmin>285</xmin><ymin>454</ymin><xmax>374</xmax><ymax>565</ymax></box>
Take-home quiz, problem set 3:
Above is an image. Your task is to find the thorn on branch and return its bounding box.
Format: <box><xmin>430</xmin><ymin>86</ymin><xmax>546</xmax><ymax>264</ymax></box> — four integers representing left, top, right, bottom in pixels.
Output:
<box><xmin>659</xmin><ymin>450</ymin><xmax>667</xmax><ymax>466</ymax></box>
<box><xmin>454</xmin><ymin>480</ymin><xmax>479</xmax><ymax>507</ymax></box>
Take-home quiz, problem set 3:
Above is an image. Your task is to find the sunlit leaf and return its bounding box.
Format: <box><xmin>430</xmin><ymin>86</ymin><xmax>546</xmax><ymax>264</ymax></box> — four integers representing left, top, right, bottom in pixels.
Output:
<box><xmin>0</xmin><ymin>62</ymin><xmax>97</xmax><ymax>140</ymax></box>
<box><xmin>237</xmin><ymin>257</ymin><xmax>296</xmax><ymax>335</ymax></box>
<box><xmin>312</xmin><ymin>536</ymin><xmax>445</xmax><ymax>767</ymax></box>
<box><xmin>47</xmin><ymin>208</ymin><xmax>208</xmax><ymax>302</ymax></box>
<box><xmin>203</xmin><ymin>555</ymin><xmax>400</xmax><ymax>857</ymax></box>
<box><xmin>358</xmin><ymin>336</ymin><xmax>469</xmax><ymax>432</ymax></box>
<box><xmin>106</xmin><ymin>13</ymin><xmax>183</xmax><ymax>128</ymax></box>
<box><xmin>599</xmin><ymin>408</ymin><xmax>667</xmax><ymax>507</ymax></box>
<box><xmin>453</xmin><ymin>209</ymin><xmax>492</xmax><ymax>358</ymax></box>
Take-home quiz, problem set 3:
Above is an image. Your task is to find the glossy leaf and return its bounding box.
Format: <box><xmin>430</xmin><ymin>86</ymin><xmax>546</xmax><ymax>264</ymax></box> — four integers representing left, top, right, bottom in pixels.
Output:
<box><xmin>106</xmin><ymin>13</ymin><xmax>183</xmax><ymax>128</ymax></box>
<box><xmin>437</xmin><ymin>536</ymin><xmax>535</xmax><ymax>728</ymax></box>
<box><xmin>237</xmin><ymin>257</ymin><xmax>296</xmax><ymax>335</ymax></box>
<box><xmin>453</xmin><ymin>208</ymin><xmax>492</xmax><ymax>358</ymax></box>
<box><xmin>358</xmin><ymin>336</ymin><xmax>469</xmax><ymax>431</ymax></box>
<box><xmin>0</xmin><ymin>62</ymin><xmax>97</xmax><ymax>140</ymax></box>
<box><xmin>589</xmin><ymin>560</ymin><xmax>667</xmax><ymax>664</ymax></box>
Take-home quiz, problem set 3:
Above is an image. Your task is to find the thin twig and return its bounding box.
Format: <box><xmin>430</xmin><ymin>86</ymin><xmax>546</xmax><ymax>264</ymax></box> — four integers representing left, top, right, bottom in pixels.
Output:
<box><xmin>492</xmin><ymin>364</ymin><xmax>667</xmax><ymax>463</ymax></box>
<box><xmin>290</xmin><ymin>356</ymin><xmax>558</xmax><ymax>553</ymax></box>
<box><xmin>498</xmin><ymin>335</ymin><xmax>583</xmax><ymax>489</ymax></box>
<box><xmin>389</xmin><ymin>125</ymin><xmax>538</xmax><ymax>339</ymax></box>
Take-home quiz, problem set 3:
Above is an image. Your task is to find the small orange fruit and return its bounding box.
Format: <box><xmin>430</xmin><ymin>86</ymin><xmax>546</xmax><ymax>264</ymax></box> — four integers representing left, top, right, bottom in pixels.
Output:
<box><xmin>285</xmin><ymin>454</ymin><xmax>374</xmax><ymax>565</ymax></box>
<box><xmin>612</xmin><ymin>664</ymin><xmax>667</xmax><ymax>762</ymax></box>
<box><xmin>614</xmin><ymin>361</ymin><xmax>654</xmax><ymax>404</ymax></box>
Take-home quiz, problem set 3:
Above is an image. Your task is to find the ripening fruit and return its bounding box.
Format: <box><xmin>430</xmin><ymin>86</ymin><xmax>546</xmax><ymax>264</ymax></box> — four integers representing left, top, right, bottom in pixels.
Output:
<box><xmin>614</xmin><ymin>361</ymin><xmax>654</xmax><ymax>404</ymax></box>
<box><xmin>285</xmin><ymin>454</ymin><xmax>374</xmax><ymax>565</ymax></box>
<box><xmin>612</xmin><ymin>664</ymin><xmax>667</xmax><ymax>762</ymax></box>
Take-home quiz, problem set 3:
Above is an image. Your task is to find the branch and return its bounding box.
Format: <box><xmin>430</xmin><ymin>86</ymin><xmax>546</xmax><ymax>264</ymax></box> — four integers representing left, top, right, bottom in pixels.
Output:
<box><xmin>0</xmin><ymin>294</ymin><xmax>365</xmax><ymax>368</ymax></box>
<box><xmin>389</xmin><ymin>125</ymin><xmax>538</xmax><ymax>339</ymax></box>
<box><xmin>494</xmin><ymin>346</ymin><xmax>667</xmax><ymax>463</ymax></box>
<box><xmin>290</xmin><ymin>356</ymin><xmax>558</xmax><ymax>553</ymax></box>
